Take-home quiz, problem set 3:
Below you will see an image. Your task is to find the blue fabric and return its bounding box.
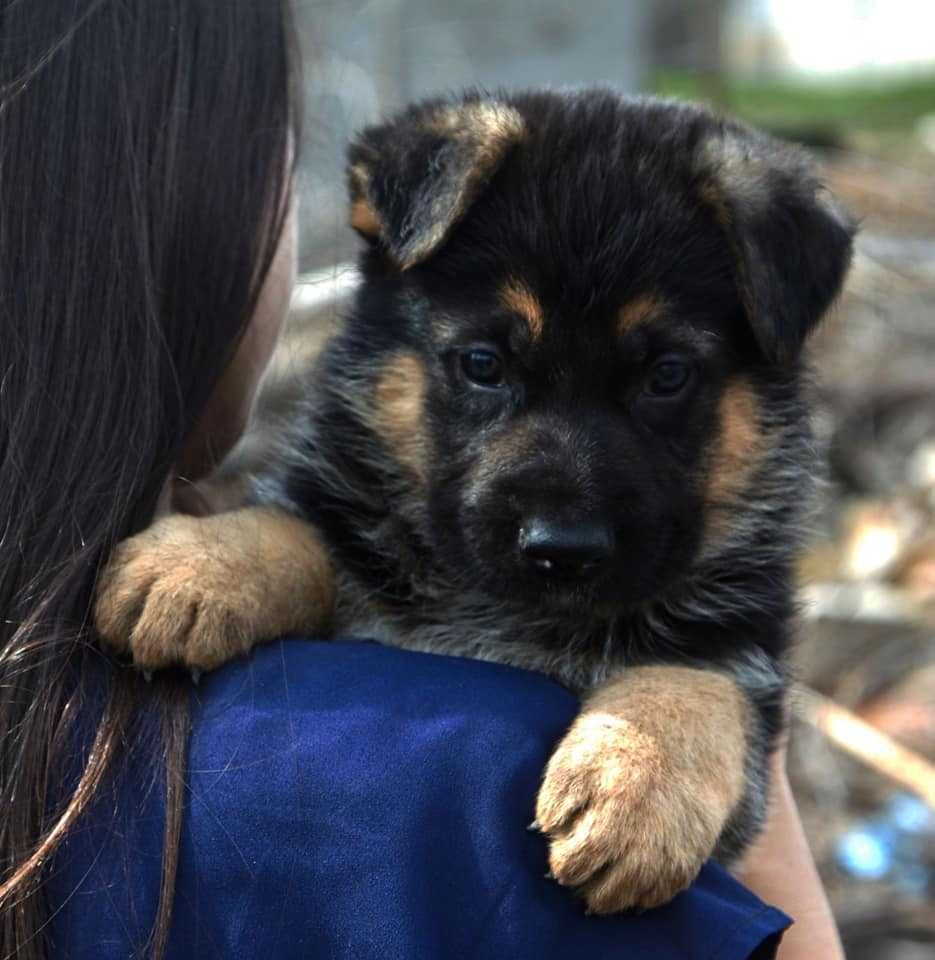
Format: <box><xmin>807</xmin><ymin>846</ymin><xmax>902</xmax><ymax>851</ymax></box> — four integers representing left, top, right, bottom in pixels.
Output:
<box><xmin>49</xmin><ymin>638</ymin><xmax>790</xmax><ymax>958</ymax></box>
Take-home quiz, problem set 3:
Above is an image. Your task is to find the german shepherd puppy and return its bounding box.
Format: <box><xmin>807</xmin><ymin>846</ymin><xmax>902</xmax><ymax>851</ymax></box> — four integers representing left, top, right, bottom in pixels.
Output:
<box><xmin>96</xmin><ymin>89</ymin><xmax>855</xmax><ymax>913</ymax></box>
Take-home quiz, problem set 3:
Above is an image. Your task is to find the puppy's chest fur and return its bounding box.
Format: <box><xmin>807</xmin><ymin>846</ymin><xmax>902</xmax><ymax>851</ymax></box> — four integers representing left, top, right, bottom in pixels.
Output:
<box><xmin>333</xmin><ymin>558</ymin><xmax>627</xmax><ymax>693</ymax></box>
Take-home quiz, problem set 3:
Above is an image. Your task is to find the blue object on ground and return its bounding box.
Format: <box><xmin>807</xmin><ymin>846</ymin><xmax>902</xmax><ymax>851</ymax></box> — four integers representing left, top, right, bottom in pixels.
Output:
<box><xmin>835</xmin><ymin>792</ymin><xmax>934</xmax><ymax>898</ymax></box>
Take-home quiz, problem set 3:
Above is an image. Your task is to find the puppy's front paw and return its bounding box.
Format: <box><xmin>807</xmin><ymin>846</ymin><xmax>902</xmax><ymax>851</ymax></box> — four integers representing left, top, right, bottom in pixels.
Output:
<box><xmin>94</xmin><ymin>508</ymin><xmax>334</xmax><ymax>673</ymax></box>
<box><xmin>534</xmin><ymin>710</ymin><xmax>723</xmax><ymax>914</ymax></box>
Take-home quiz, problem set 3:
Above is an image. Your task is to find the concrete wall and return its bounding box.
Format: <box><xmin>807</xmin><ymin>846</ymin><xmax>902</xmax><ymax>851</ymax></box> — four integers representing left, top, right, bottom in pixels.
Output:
<box><xmin>294</xmin><ymin>0</ymin><xmax>650</xmax><ymax>268</ymax></box>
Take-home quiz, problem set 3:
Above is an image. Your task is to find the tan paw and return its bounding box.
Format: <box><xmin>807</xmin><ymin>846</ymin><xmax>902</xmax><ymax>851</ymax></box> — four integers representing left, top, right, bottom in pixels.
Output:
<box><xmin>535</xmin><ymin>710</ymin><xmax>724</xmax><ymax>914</ymax></box>
<box><xmin>94</xmin><ymin>508</ymin><xmax>334</xmax><ymax>674</ymax></box>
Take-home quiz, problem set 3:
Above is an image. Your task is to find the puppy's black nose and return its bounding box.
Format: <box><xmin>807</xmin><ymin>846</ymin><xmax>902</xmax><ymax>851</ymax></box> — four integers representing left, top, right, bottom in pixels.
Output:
<box><xmin>518</xmin><ymin>517</ymin><xmax>615</xmax><ymax>579</ymax></box>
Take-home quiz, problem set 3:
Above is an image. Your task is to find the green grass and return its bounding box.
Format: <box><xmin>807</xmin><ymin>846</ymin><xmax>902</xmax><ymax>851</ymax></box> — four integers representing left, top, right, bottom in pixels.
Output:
<box><xmin>649</xmin><ymin>69</ymin><xmax>935</xmax><ymax>136</ymax></box>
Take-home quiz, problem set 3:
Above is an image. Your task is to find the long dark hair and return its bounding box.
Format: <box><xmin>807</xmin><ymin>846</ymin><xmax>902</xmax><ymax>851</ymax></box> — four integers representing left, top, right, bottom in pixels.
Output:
<box><xmin>0</xmin><ymin>2</ymin><xmax>301</xmax><ymax>957</ymax></box>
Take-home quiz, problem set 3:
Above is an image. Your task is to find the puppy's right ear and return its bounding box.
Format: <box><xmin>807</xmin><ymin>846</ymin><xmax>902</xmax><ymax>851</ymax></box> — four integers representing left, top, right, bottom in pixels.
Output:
<box><xmin>347</xmin><ymin>97</ymin><xmax>525</xmax><ymax>270</ymax></box>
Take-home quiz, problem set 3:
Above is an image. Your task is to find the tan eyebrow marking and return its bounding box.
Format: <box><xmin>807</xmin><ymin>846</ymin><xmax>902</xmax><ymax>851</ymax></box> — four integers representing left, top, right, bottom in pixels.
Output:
<box><xmin>347</xmin><ymin>163</ymin><xmax>382</xmax><ymax>239</ymax></box>
<box><xmin>499</xmin><ymin>279</ymin><xmax>545</xmax><ymax>341</ymax></box>
<box><xmin>372</xmin><ymin>351</ymin><xmax>429</xmax><ymax>483</ymax></box>
<box><xmin>702</xmin><ymin>377</ymin><xmax>765</xmax><ymax>550</ymax></box>
<box><xmin>616</xmin><ymin>294</ymin><xmax>666</xmax><ymax>336</ymax></box>
<box><xmin>349</xmin><ymin>198</ymin><xmax>381</xmax><ymax>238</ymax></box>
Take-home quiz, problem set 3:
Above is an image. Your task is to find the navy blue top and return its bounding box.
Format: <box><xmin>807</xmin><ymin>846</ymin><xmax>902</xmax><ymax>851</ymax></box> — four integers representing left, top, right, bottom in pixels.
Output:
<box><xmin>49</xmin><ymin>639</ymin><xmax>789</xmax><ymax>958</ymax></box>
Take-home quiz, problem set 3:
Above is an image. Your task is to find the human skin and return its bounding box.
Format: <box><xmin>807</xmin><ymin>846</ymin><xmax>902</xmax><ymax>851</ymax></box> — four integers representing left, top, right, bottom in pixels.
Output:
<box><xmin>738</xmin><ymin>751</ymin><xmax>846</xmax><ymax>960</ymax></box>
<box><xmin>174</xmin><ymin>194</ymin><xmax>299</xmax><ymax>483</ymax></box>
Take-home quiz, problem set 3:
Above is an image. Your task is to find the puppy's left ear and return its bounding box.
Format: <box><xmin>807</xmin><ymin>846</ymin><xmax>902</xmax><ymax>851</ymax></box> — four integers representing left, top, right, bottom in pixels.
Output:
<box><xmin>699</xmin><ymin>123</ymin><xmax>857</xmax><ymax>365</ymax></box>
<box><xmin>347</xmin><ymin>97</ymin><xmax>525</xmax><ymax>270</ymax></box>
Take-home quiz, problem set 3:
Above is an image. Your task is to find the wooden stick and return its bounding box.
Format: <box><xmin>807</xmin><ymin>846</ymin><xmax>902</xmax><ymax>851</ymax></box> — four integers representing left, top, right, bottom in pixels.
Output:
<box><xmin>796</xmin><ymin>684</ymin><xmax>935</xmax><ymax>808</ymax></box>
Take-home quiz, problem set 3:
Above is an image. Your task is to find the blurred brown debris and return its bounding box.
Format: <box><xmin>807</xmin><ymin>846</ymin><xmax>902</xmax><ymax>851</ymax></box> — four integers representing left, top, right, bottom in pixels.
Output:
<box><xmin>795</xmin><ymin>148</ymin><xmax>935</xmax><ymax>947</ymax></box>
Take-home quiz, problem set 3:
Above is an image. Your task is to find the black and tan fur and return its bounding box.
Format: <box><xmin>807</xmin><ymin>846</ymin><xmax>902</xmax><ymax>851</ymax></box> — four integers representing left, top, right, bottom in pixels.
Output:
<box><xmin>96</xmin><ymin>89</ymin><xmax>855</xmax><ymax>913</ymax></box>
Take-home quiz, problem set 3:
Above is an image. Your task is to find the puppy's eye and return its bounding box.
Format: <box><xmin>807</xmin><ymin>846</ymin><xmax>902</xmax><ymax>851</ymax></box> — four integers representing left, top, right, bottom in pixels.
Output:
<box><xmin>644</xmin><ymin>357</ymin><xmax>693</xmax><ymax>397</ymax></box>
<box><xmin>460</xmin><ymin>348</ymin><xmax>505</xmax><ymax>388</ymax></box>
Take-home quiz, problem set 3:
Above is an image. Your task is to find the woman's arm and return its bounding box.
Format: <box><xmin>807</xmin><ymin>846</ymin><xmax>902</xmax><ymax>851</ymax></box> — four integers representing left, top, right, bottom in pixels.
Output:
<box><xmin>738</xmin><ymin>751</ymin><xmax>845</xmax><ymax>960</ymax></box>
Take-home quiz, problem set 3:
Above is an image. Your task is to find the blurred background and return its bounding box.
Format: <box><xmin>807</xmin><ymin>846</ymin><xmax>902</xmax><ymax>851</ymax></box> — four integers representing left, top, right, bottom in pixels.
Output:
<box><xmin>273</xmin><ymin>2</ymin><xmax>935</xmax><ymax>954</ymax></box>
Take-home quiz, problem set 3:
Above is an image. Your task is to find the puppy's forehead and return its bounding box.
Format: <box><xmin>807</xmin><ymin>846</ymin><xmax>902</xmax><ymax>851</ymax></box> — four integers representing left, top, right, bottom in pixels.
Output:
<box><xmin>437</xmin><ymin>104</ymin><xmax>737</xmax><ymax>339</ymax></box>
<box><xmin>496</xmin><ymin>280</ymin><xmax>666</xmax><ymax>339</ymax></box>
<box><xmin>489</xmin><ymin>278</ymin><xmax>721</xmax><ymax>359</ymax></box>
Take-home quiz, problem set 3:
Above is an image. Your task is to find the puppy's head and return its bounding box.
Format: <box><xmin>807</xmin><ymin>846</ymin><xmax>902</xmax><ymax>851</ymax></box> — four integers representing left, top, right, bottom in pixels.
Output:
<box><xmin>346</xmin><ymin>90</ymin><xmax>855</xmax><ymax>611</ymax></box>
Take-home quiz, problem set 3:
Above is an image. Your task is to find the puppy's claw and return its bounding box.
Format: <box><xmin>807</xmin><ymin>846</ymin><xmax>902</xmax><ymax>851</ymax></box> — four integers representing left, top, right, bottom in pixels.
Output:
<box><xmin>142</xmin><ymin>670</ymin><xmax>154</xmax><ymax>684</ymax></box>
<box><xmin>94</xmin><ymin>509</ymin><xmax>335</xmax><ymax>677</ymax></box>
<box><xmin>190</xmin><ymin>668</ymin><xmax>202</xmax><ymax>686</ymax></box>
<box><xmin>527</xmin><ymin>819</ymin><xmax>542</xmax><ymax>832</ymax></box>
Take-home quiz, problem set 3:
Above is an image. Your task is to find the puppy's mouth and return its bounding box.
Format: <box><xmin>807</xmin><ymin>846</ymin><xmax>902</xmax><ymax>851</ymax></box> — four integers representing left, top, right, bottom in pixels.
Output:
<box><xmin>467</xmin><ymin>533</ymin><xmax>674</xmax><ymax>614</ymax></box>
<box><xmin>449</xmin><ymin>499</ymin><xmax>680</xmax><ymax>612</ymax></box>
<box><xmin>521</xmin><ymin>574</ymin><xmax>608</xmax><ymax>612</ymax></box>
<box><xmin>509</xmin><ymin>561</ymin><xmax>653</xmax><ymax>611</ymax></box>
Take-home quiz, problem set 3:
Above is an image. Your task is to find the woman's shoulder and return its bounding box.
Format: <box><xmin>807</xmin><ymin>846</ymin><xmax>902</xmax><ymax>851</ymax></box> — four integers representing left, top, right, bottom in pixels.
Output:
<box><xmin>49</xmin><ymin>639</ymin><xmax>789</xmax><ymax>959</ymax></box>
<box><xmin>196</xmin><ymin>636</ymin><xmax>582</xmax><ymax>756</ymax></box>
